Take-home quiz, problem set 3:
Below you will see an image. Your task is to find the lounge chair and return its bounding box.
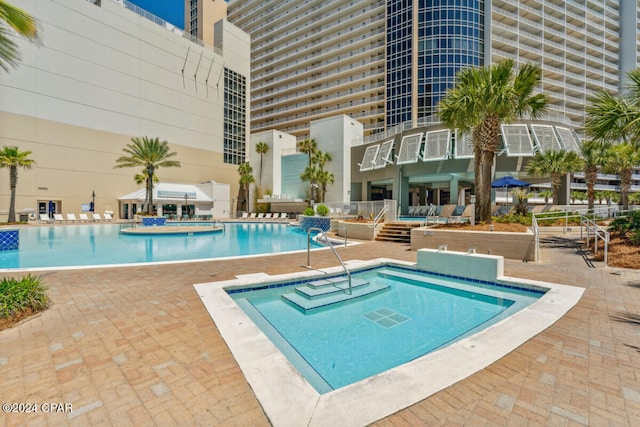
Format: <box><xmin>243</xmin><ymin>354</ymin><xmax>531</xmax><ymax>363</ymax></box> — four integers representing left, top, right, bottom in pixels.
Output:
<box><xmin>92</xmin><ymin>213</ymin><xmax>102</xmax><ymax>222</ymax></box>
<box><xmin>257</xmin><ymin>213</ymin><xmax>264</xmax><ymax>220</ymax></box>
<box><xmin>264</xmin><ymin>213</ymin><xmax>272</xmax><ymax>220</ymax></box>
<box><xmin>79</xmin><ymin>213</ymin><xmax>90</xmax><ymax>222</ymax></box>
<box><xmin>249</xmin><ymin>213</ymin><xmax>256</xmax><ymax>219</ymax></box>
<box><xmin>39</xmin><ymin>213</ymin><xmax>53</xmax><ymax>223</ymax></box>
<box><xmin>67</xmin><ymin>213</ymin><xmax>78</xmax><ymax>222</ymax></box>
<box><xmin>104</xmin><ymin>213</ymin><xmax>114</xmax><ymax>221</ymax></box>
<box><xmin>281</xmin><ymin>212</ymin><xmax>289</xmax><ymax>220</ymax></box>
<box><xmin>241</xmin><ymin>212</ymin><xmax>249</xmax><ymax>219</ymax></box>
<box><xmin>54</xmin><ymin>213</ymin><xmax>66</xmax><ymax>222</ymax></box>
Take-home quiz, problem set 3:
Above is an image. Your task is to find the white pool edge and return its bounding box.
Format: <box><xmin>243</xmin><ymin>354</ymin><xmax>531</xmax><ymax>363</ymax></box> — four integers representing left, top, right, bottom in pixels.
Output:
<box><xmin>194</xmin><ymin>258</ymin><xmax>585</xmax><ymax>427</ymax></box>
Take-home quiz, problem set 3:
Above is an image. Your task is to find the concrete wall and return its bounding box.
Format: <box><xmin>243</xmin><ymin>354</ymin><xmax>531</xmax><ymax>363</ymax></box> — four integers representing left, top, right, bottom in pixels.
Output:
<box><xmin>310</xmin><ymin>115</ymin><xmax>363</xmax><ymax>203</ymax></box>
<box><xmin>411</xmin><ymin>228</ymin><xmax>537</xmax><ymax>262</ymax></box>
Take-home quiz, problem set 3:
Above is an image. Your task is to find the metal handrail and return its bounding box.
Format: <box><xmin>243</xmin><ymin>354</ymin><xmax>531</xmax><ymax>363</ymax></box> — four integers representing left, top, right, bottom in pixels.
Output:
<box><xmin>306</xmin><ymin>227</ymin><xmax>352</xmax><ymax>295</ymax></box>
<box><xmin>580</xmin><ymin>216</ymin><xmax>609</xmax><ymax>267</ymax></box>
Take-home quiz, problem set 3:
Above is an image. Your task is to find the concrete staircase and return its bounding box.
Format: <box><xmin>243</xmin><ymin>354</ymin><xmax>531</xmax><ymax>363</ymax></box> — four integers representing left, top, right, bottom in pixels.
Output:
<box><xmin>282</xmin><ymin>277</ymin><xmax>390</xmax><ymax>312</ymax></box>
<box><xmin>375</xmin><ymin>221</ymin><xmax>423</xmax><ymax>243</ymax></box>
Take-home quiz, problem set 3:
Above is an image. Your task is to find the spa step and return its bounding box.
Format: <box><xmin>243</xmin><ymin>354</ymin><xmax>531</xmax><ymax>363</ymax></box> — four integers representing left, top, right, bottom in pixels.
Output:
<box><xmin>298</xmin><ymin>277</ymin><xmax>370</xmax><ymax>297</ymax></box>
<box><xmin>282</xmin><ymin>281</ymin><xmax>390</xmax><ymax>312</ymax></box>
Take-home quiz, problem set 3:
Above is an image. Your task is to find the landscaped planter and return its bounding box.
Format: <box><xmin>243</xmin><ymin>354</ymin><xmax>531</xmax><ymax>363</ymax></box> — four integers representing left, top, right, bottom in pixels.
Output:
<box><xmin>410</xmin><ymin>227</ymin><xmax>536</xmax><ymax>261</ymax></box>
<box><xmin>335</xmin><ymin>220</ymin><xmax>381</xmax><ymax>240</ymax></box>
<box><xmin>298</xmin><ymin>215</ymin><xmax>330</xmax><ymax>232</ymax></box>
<box><xmin>142</xmin><ymin>217</ymin><xmax>167</xmax><ymax>227</ymax></box>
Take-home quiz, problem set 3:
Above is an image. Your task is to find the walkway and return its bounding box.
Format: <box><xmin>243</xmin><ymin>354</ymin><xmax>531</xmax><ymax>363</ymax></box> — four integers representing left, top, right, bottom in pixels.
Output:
<box><xmin>1</xmin><ymin>235</ymin><xmax>640</xmax><ymax>426</ymax></box>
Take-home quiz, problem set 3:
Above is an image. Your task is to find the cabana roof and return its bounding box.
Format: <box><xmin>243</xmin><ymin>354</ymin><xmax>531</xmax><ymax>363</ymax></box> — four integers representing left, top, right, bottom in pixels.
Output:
<box><xmin>118</xmin><ymin>183</ymin><xmax>213</xmax><ymax>203</ymax></box>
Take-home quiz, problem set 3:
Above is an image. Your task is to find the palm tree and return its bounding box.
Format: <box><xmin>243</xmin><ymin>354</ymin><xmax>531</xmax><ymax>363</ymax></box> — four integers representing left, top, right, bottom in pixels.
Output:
<box><xmin>585</xmin><ymin>69</ymin><xmax>640</xmax><ymax>146</ymax></box>
<box><xmin>114</xmin><ymin>137</ymin><xmax>180</xmax><ymax>215</ymax></box>
<box><xmin>296</xmin><ymin>138</ymin><xmax>318</xmax><ymax>167</ymax></box>
<box><xmin>0</xmin><ymin>0</ymin><xmax>41</xmax><ymax>72</ymax></box>
<box><xmin>134</xmin><ymin>169</ymin><xmax>158</xmax><ymax>213</ymax></box>
<box><xmin>0</xmin><ymin>146</ymin><xmax>35</xmax><ymax>222</ymax></box>
<box><xmin>297</xmin><ymin>138</ymin><xmax>318</xmax><ymax>202</ymax></box>
<box><xmin>255</xmin><ymin>141</ymin><xmax>269</xmax><ymax>187</ymax></box>
<box><xmin>602</xmin><ymin>143</ymin><xmax>640</xmax><ymax>210</ymax></box>
<box><xmin>580</xmin><ymin>140</ymin><xmax>610</xmax><ymax>211</ymax></box>
<box><xmin>313</xmin><ymin>150</ymin><xmax>333</xmax><ymax>202</ymax></box>
<box><xmin>237</xmin><ymin>162</ymin><xmax>254</xmax><ymax>213</ymax></box>
<box><xmin>438</xmin><ymin>59</ymin><xmax>547</xmax><ymax>222</ymax></box>
<box><xmin>526</xmin><ymin>150</ymin><xmax>584</xmax><ymax>205</ymax></box>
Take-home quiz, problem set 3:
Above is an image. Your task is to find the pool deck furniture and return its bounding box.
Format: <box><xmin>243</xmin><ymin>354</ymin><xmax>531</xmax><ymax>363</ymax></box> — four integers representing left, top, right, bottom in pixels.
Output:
<box><xmin>38</xmin><ymin>213</ymin><xmax>53</xmax><ymax>223</ymax></box>
<box><xmin>78</xmin><ymin>213</ymin><xmax>90</xmax><ymax>222</ymax></box>
<box><xmin>53</xmin><ymin>214</ymin><xmax>66</xmax><ymax>223</ymax></box>
<box><xmin>66</xmin><ymin>213</ymin><xmax>78</xmax><ymax>222</ymax></box>
<box><xmin>92</xmin><ymin>213</ymin><xmax>102</xmax><ymax>222</ymax></box>
<box><xmin>104</xmin><ymin>213</ymin><xmax>114</xmax><ymax>221</ymax></box>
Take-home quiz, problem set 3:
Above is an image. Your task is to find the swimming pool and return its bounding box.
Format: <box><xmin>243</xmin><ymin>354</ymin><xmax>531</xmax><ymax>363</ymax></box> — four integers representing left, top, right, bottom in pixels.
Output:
<box><xmin>229</xmin><ymin>265</ymin><xmax>543</xmax><ymax>393</ymax></box>
<box><xmin>195</xmin><ymin>257</ymin><xmax>585</xmax><ymax>426</ymax></box>
<box><xmin>0</xmin><ymin>223</ymin><xmax>322</xmax><ymax>270</ymax></box>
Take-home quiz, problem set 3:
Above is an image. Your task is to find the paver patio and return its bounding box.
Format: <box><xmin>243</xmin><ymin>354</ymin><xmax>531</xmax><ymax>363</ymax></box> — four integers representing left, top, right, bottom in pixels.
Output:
<box><xmin>1</xmin><ymin>234</ymin><xmax>640</xmax><ymax>426</ymax></box>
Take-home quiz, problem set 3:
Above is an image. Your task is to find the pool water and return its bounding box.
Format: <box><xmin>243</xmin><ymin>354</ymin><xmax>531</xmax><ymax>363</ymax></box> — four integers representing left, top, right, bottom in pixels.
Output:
<box><xmin>0</xmin><ymin>223</ymin><xmax>321</xmax><ymax>269</ymax></box>
<box><xmin>230</xmin><ymin>265</ymin><xmax>544</xmax><ymax>393</ymax></box>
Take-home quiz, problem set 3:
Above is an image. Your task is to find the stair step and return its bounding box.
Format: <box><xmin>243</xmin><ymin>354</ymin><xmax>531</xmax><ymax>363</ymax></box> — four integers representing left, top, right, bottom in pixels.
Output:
<box><xmin>296</xmin><ymin>278</ymin><xmax>370</xmax><ymax>297</ymax></box>
<box><xmin>282</xmin><ymin>282</ymin><xmax>390</xmax><ymax>311</ymax></box>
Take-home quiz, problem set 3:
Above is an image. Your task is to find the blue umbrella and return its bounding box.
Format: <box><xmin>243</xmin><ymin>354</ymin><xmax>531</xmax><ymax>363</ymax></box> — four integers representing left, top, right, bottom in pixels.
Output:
<box><xmin>491</xmin><ymin>176</ymin><xmax>530</xmax><ymax>188</ymax></box>
<box><xmin>492</xmin><ymin>176</ymin><xmax>530</xmax><ymax>205</ymax></box>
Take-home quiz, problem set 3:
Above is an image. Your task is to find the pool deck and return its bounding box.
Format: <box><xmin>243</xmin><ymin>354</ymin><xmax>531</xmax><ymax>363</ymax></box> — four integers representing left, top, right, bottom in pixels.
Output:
<box><xmin>1</xmin><ymin>233</ymin><xmax>640</xmax><ymax>425</ymax></box>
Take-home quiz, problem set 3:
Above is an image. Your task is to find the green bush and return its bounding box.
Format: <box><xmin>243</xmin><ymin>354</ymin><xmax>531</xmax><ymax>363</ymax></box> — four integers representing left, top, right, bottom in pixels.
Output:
<box><xmin>303</xmin><ymin>207</ymin><xmax>315</xmax><ymax>216</ymax></box>
<box><xmin>0</xmin><ymin>274</ymin><xmax>49</xmax><ymax>319</ymax></box>
<box><xmin>316</xmin><ymin>204</ymin><xmax>329</xmax><ymax>217</ymax></box>
<box><xmin>493</xmin><ymin>213</ymin><xmax>532</xmax><ymax>225</ymax></box>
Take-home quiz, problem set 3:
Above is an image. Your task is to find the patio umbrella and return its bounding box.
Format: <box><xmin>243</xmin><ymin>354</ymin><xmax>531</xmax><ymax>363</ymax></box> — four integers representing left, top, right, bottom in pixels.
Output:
<box><xmin>491</xmin><ymin>176</ymin><xmax>530</xmax><ymax>204</ymax></box>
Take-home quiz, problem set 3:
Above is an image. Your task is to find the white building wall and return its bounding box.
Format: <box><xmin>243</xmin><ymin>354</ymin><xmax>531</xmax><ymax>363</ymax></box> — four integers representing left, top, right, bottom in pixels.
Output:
<box><xmin>310</xmin><ymin>115</ymin><xmax>363</xmax><ymax>203</ymax></box>
<box><xmin>0</xmin><ymin>0</ymin><xmax>241</xmax><ymax>152</ymax></box>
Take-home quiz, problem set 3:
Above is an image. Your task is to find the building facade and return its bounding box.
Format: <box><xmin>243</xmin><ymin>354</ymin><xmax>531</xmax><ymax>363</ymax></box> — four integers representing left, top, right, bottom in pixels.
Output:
<box><xmin>226</xmin><ymin>0</ymin><xmax>640</xmax><ymax>207</ymax></box>
<box><xmin>0</xmin><ymin>0</ymin><xmax>250</xmax><ymax>220</ymax></box>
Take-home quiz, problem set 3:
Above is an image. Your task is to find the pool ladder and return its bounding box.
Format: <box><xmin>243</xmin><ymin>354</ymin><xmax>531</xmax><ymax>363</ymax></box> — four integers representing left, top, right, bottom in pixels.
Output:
<box><xmin>306</xmin><ymin>227</ymin><xmax>352</xmax><ymax>295</ymax></box>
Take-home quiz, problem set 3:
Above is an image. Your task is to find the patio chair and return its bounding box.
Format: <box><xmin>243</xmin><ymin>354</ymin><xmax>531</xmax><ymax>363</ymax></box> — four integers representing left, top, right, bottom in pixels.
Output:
<box><xmin>257</xmin><ymin>213</ymin><xmax>265</xmax><ymax>220</ymax></box>
<box><xmin>92</xmin><ymin>213</ymin><xmax>102</xmax><ymax>222</ymax></box>
<box><xmin>67</xmin><ymin>213</ymin><xmax>78</xmax><ymax>222</ymax></box>
<box><xmin>79</xmin><ymin>213</ymin><xmax>90</xmax><ymax>222</ymax></box>
<box><xmin>281</xmin><ymin>212</ymin><xmax>289</xmax><ymax>220</ymax></box>
<box><xmin>240</xmin><ymin>212</ymin><xmax>249</xmax><ymax>219</ymax></box>
<box><xmin>54</xmin><ymin>213</ymin><xmax>66</xmax><ymax>222</ymax></box>
<box><xmin>264</xmin><ymin>213</ymin><xmax>272</xmax><ymax>220</ymax></box>
<box><xmin>249</xmin><ymin>213</ymin><xmax>256</xmax><ymax>219</ymax></box>
<box><xmin>39</xmin><ymin>213</ymin><xmax>53</xmax><ymax>223</ymax></box>
<box><xmin>104</xmin><ymin>213</ymin><xmax>114</xmax><ymax>221</ymax></box>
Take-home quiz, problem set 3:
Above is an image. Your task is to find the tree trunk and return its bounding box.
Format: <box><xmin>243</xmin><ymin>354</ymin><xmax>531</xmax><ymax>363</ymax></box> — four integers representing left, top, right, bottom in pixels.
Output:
<box><xmin>146</xmin><ymin>166</ymin><xmax>155</xmax><ymax>214</ymax></box>
<box><xmin>8</xmin><ymin>166</ymin><xmax>17</xmax><ymax>223</ymax></box>
<box><xmin>620</xmin><ymin>169</ymin><xmax>631</xmax><ymax>210</ymax></box>
<box><xmin>479</xmin><ymin>149</ymin><xmax>495</xmax><ymax>222</ymax></box>
<box><xmin>585</xmin><ymin>165</ymin><xmax>597</xmax><ymax>212</ymax></box>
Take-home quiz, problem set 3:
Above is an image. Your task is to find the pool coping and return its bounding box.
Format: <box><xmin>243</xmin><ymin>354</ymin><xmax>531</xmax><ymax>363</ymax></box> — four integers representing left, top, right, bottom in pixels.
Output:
<box><xmin>193</xmin><ymin>258</ymin><xmax>585</xmax><ymax>427</ymax></box>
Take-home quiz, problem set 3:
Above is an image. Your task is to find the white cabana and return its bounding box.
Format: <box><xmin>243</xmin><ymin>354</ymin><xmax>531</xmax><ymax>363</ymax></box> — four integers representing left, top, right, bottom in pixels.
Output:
<box><xmin>118</xmin><ymin>182</ymin><xmax>214</xmax><ymax>219</ymax></box>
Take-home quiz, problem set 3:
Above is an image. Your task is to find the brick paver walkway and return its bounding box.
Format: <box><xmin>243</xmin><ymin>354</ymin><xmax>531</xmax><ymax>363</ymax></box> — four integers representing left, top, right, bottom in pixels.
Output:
<box><xmin>2</xmin><ymin>236</ymin><xmax>640</xmax><ymax>426</ymax></box>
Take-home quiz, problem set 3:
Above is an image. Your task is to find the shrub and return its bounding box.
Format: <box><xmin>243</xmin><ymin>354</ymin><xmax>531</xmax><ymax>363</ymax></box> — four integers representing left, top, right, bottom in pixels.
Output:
<box><xmin>303</xmin><ymin>207</ymin><xmax>315</xmax><ymax>216</ymax></box>
<box><xmin>0</xmin><ymin>274</ymin><xmax>49</xmax><ymax>321</ymax></box>
<box><xmin>316</xmin><ymin>204</ymin><xmax>329</xmax><ymax>217</ymax></box>
<box><xmin>493</xmin><ymin>213</ymin><xmax>532</xmax><ymax>226</ymax></box>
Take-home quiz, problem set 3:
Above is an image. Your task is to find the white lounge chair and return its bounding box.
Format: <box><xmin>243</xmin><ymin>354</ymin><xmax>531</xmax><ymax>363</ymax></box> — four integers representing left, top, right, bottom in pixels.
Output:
<box><xmin>281</xmin><ymin>212</ymin><xmax>289</xmax><ymax>220</ymax></box>
<box><xmin>103</xmin><ymin>213</ymin><xmax>114</xmax><ymax>221</ymax></box>
<box><xmin>79</xmin><ymin>213</ymin><xmax>90</xmax><ymax>222</ymax></box>
<box><xmin>257</xmin><ymin>213</ymin><xmax>264</xmax><ymax>219</ymax></box>
<box><xmin>241</xmin><ymin>212</ymin><xmax>249</xmax><ymax>219</ymax></box>
<box><xmin>249</xmin><ymin>213</ymin><xmax>256</xmax><ymax>219</ymax></box>
<box><xmin>39</xmin><ymin>213</ymin><xmax>53</xmax><ymax>223</ymax></box>
<box><xmin>67</xmin><ymin>213</ymin><xmax>78</xmax><ymax>222</ymax></box>
<box><xmin>264</xmin><ymin>213</ymin><xmax>272</xmax><ymax>220</ymax></box>
<box><xmin>54</xmin><ymin>213</ymin><xmax>66</xmax><ymax>222</ymax></box>
<box><xmin>92</xmin><ymin>213</ymin><xmax>102</xmax><ymax>222</ymax></box>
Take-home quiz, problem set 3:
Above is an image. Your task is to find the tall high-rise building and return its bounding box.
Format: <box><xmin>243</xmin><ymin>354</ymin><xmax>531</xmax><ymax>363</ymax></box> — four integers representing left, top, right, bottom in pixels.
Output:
<box><xmin>185</xmin><ymin>0</ymin><xmax>228</xmax><ymax>46</ymax></box>
<box><xmin>227</xmin><ymin>0</ymin><xmax>638</xmax><ymax>141</ymax></box>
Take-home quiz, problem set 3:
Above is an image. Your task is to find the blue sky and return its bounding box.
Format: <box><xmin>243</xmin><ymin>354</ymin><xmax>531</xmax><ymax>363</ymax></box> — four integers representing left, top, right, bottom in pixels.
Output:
<box><xmin>128</xmin><ymin>0</ymin><xmax>184</xmax><ymax>29</ymax></box>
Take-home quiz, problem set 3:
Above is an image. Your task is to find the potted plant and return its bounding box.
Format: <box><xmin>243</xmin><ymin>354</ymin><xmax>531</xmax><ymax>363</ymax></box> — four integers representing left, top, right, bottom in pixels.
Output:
<box><xmin>299</xmin><ymin>204</ymin><xmax>330</xmax><ymax>232</ymax></box>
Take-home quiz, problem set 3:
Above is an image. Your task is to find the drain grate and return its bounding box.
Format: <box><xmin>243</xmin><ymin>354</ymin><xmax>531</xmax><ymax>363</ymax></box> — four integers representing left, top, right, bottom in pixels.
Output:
<box><xmin>363</xmin><ymin>308</ymin><xmax>410</xmax><ymax>328</ymax></box>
